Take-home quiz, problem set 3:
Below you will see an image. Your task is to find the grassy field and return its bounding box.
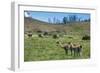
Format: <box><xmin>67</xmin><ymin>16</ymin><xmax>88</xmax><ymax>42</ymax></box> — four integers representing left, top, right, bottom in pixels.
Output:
<box><xmin>24</xmin><ymin>17</ymin><xmax>90</xmax><ymax>62</ymax></box>
<box><xmin>24</xmin><ymin>34</ymin><xmax>90</xmax><ymax>61</ymax></box>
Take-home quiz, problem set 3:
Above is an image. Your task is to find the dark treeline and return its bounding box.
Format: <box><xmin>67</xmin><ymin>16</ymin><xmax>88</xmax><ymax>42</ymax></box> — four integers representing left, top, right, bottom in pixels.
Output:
<box><xmin>48</xmin><ymin>15</ymin><xmax>90</xmax><ymax>24</ymax></box>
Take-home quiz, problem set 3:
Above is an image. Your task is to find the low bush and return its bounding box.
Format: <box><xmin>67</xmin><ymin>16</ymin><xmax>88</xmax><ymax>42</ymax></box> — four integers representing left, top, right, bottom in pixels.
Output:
<box><xmin>52</xmin><ymin>34</ymin><xmax>59</xmax><ymax>39</ymax></box>
<box><xmin>38</xmin><ymin>34</ymin><xmax>43</xmax><ymax>38</ymax></box>
<box><xmin>27</xmin><ymin>33</ymin><xmax>32</xmax><ymax>37</ymax></box>
<box><xmin>82</xmin><ymin>35</ymin><xmax>90</xmax><ymax>40</ymax></box>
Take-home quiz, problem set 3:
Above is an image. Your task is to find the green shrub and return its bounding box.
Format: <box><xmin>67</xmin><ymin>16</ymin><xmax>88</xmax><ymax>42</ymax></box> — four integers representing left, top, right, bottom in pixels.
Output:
<box><xmin>82</xmin><ymin>35</ymin><xmax>90</xmax><ymax>40</ymax></box>
<box><xmin>52</xmin><ymin>34</ymin><xmax>59</xmax><ymax>39</ymax></box>
<box><xmin>43</xmin><ymin>32</ymin><xmax>49</xmax><ymax>36</ymax></box>
<box><xmin>27</xmin><ymin>33</ymin><xmax>32</xmax><ymax>37</ymax></box>
<box><xmin>38</xmin><ymin>34</ymin><xmax>43</xmax><ymax>38</ymax></box>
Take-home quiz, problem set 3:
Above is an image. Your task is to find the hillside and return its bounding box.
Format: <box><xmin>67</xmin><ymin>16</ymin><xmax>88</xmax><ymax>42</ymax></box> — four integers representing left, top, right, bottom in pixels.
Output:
<box><xmin>24</xmin><ymin>17</ymin><xmax>90</xmax><ymax>34</ymax></box>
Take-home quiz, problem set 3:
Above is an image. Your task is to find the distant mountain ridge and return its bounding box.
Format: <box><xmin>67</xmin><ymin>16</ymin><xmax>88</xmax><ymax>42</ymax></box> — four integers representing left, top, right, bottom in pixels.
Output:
<box><xmin>24</xmin><ymin>17</ymin><xmax>90</xmax><ymax>34</ymax></box>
